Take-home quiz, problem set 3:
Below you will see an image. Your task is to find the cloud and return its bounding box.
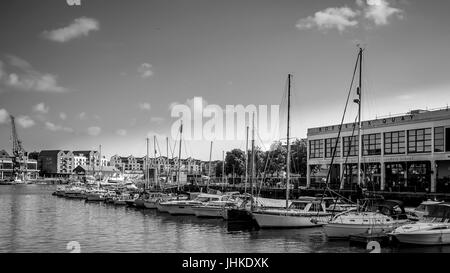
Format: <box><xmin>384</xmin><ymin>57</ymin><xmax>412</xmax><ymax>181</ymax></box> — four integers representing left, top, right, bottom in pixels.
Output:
<box><xmin>139</xmin><ymin>102</ymin><xmax>151</xmax><ymax>111</ymax></box>
<box><xmin>0</xmin><ymin>108</ymin><xmax>9</xmax><ymax>124</ymax></box>
<box><xmin>0</xmin><ymin>55</ymin><xmax>67</xmax><ymax>93</ymax></box>
<box><xmin>42</xmin><ymin>17</ymin><xmax>99</xmax><ymax>43</ymax></box>
<box><xmin>116</xmin><ymin>129</ymin><xmax>127</xmax><ymax>136</ymax></box>
<box><xmin>138</xmin><ymin>63</ymin><xmax>153</xmax><ymax>78</ymax></box>
<box><xmin>296</xmin><ymin>0</ymin><xmax>404</xmax><ymax>32</ymax></box>
<box><xmin>78</xmin><ymin>112</ymin><xmax>87</xmax><ymax>120</ymax></box>
<box><xmin>296</xmin><ymin>7</ymin><xmax>359</xmax><ymax>32</ymax></box>
<box><xmin>16</xmin><ymin>115</ymin><xmax>35</xmax><ymax>128</ymax></box>
<box><xmin>59</xmin><ymin>112</ymin><xmax>67</xmax><ymax>120</ymax></box>
<box><xmin>45</xmin><ymin>121</ymin><xmax>74</xmax><ymax>133</ymax></box>
<box><xmin>87</xmin><ymin>126</ymin><xmax>101</xmax><ymax>136</ymax></box>
<box><xmin>33</xmin><ymin>102</ymin><xmax>49</xmax><ymax>114</ymax></box>
<box><xmin>360</xmin><ymin>0</ymin><xmax>404</xmax><ymax>26</ymax></box>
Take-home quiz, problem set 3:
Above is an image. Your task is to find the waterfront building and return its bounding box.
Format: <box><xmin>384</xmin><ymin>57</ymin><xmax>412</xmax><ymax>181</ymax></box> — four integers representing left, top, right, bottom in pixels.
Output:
<box><xmin>306</xmin><ymin>107</ymin><xmax>450</xmax><ymax>193</ymax></box>
<box><xmin>0</xmin><ymin>150</ymin><xmax>38</xmax><ymax>180</ymax></box>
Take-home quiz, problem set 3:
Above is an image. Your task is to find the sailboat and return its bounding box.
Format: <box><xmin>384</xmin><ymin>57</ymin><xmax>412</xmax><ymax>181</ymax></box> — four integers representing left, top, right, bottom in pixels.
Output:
<box><xmin>323</xmin><ymin>47</ymin><xmax>410</xmax><ymax>238</ymax></box>
<box><xmin>252</xmin><ymin>74</ymin><xmax>332</xmax><ymax>228</ymax></box>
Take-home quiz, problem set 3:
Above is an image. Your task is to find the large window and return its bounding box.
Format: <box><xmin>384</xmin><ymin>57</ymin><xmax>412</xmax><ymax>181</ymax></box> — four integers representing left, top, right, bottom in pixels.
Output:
<box><xmin>447</xmin><ymin>128</ymin><xmax>450</xmax><ymax>152</ymax></box>
<box><xmin>309</xmin><ymin>139</ymin><xmax>324</xmax><ymax>159</ymax></box>
<box><xmin>325</xmin><ymin>138</ymin><xmax>341</xmax><ymax>158</ymax></box>
<box><xmin>343</xmin><ymin>136</ymin><xmax>358</xmax><ymax>157</ymax></box>
<box><xmin>363</xmin><ymin>133</ymin><xmax>381</xmax><ymax>156</ymax></box>
<box><xmin>435</xmin><ymin>127</ymin><xmax>445</xmax><ymax>153</ymax></box>
<box><xmin>408</xmin><ymin>128</ymin><xmax>432</xmax><ymax>154</ymax></box>
<box><xmin>384</xmin><ymin>131</ymin><xmax>406</xmax><ymax>155</ymax></box>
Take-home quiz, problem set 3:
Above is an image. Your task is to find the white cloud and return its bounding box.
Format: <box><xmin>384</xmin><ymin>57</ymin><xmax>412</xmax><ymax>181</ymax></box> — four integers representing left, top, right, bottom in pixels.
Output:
<box><xmin>16</xmin><ymin>116</ymin><xmax>35</xmax><ymax>128</ymax></box>
<box><xmin>0</xmin><ymin>108</ymin><xmax>9</xmax><ymax>124</ymax></box>
<box><xmin>0</xmin><ymin>55</ymin><xmax>67</xmax><ymax>93</ymax></box>
<box><xmin>33</xmin><ymin>102</ymin><xmax>49</xmax><ymax>114</ymax></box>
<box><xmin>87</xmin><ymin>126</ymin><xmax>101</xmax><ymax>136</ymax></box>
<box><xmin>45</xmin><ymin>121</ymin><xmax>74</xmax><ymax>133</ymax></box>
<box><xmin>116</xmin><ymin>129</ymin><xmax>127</xmax><ymax>136</ymax></box>
<box><xmin>139</xmin><ymin>102</ymin><xmax>151</xmax><ymax>111</ymax></box>
<box><xmin>42</xmin><ymin>17</ymin><xmax>99</xmax><ymax>43</ymax></box>
<box><xmin>296</xmin><ymin>7</ymin><xmax>359</xmax><ymax>32</ymax></box>
<box><xmin>296</xmin><ymin>0</ymin><xmax>404</xmax><ymax>33</ymax></box>
<box><xmin>78</xmin><ymin>112</ymin><xmax>87</xmax><ymax>120</ymax></box>
<box><xmin>361</xmin><ymin>0</ymin><xmax>404</xmax><ymax>25</ymax></box>
<box><xmin>138</xmin><ymin>63</ymin><xmax>153</xmax><ymax>78</ymax></box>
<box><xmin>59</xmin><ymin>112</ymin><xmax>67</xmax><ymax>120</ymax></box>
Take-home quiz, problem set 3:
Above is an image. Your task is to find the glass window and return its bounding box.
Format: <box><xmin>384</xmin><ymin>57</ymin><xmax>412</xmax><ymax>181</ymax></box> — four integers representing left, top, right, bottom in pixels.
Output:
<box><xmin>384</xmin><ymin>131</ymin><xmax>405</xmax><ymax>155</ymax></box>
<box><xmin>309</xmin><ymin>140</ymin><xmax>324</xmax><ymax>159</ymax></box>
<box><xmin>408</xmin><ymin>128</ymin><xmax>432</xmax><ymax>154</ymax></box>
<box><xmin>363</xmin><ymin>133</ymin><xmax>381</xmax><ymax>156</ymax></box>
<box><xmin>325</xmin><ymin>138</ymin><xmax>341</xmax><ymax>158</ymax></box>
<box><xmin>343</xmin><ymin>136</ymin><xmax>358</xmax><ymax>157</ymax></box>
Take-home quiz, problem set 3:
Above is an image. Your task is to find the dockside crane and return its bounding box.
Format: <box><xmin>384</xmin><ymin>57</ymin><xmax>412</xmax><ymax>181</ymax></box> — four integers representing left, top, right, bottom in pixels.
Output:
<box><xmin>10</xmin><ymin>115</ymin><xmax>27</xmax><ymax>181</ymax></box>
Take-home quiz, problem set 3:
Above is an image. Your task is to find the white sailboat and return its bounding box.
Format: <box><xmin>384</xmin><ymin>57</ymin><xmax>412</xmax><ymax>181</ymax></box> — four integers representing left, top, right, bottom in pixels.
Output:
<box><xmin>323</xmin><ymin>48</ymin><xmax>410</xmax><ymax>238</ymax></box>
<box><xmin>252</xmin><ymin>74</ymin><xmax>331</xmax><ymax>229</ymax></box>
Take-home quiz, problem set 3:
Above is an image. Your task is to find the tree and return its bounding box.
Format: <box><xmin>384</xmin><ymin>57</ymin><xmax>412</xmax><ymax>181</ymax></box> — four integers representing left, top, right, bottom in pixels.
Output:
<box><xmin>224</xmin><ymin>149</ymin><xmax>245</xmax><ymax>176</ymax></box>
<box><xmin>290</xmin><ymin>139</ymin><xmax>307</xmax><ymax>176</ymax></box>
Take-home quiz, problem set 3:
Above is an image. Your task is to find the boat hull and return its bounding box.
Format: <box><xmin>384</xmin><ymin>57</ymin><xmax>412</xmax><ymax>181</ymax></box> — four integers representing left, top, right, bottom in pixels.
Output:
<box><xmin>252</xmin><ymin>212</ymin><xmax>327</xmax><ymax>228</ymax></box>
<box><xmin>134</xmin><ymin>199</ymin><xmax>146</xmax><ymax>208</ymax></box>
<box><xmin>324</xmin><ymin>223</ymin><xmax>395</xmax><ymax>238</ymax></box>
<box><xmin>144</xmin><ymin>200</ymin><xmax>158</xmax><ymax>209</ymax></box>
<box><xmin>394</xmin><ymin>232</ymin><xmax>450</xmax><ymax>245</ymax></box>
<box><xmin>166</xmin><ymin>204</ymin><xmax>196</xmax><ymax>215</ymax></box>
<box><xmin>194</xmin><ymin>207</ymin><xmax>225</xmax><ymax>218</ymax></box>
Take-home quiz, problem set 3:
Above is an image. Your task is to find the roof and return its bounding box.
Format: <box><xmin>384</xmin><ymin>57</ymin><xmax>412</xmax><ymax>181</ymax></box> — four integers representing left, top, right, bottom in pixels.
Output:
<box><xmin>0</xmin><ymin>149</ymin><xmax>10</xmax><ymax>158</ymax></box>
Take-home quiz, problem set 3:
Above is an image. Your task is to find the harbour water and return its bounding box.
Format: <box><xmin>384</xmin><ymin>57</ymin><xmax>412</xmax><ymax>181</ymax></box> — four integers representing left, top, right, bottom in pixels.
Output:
<box><xmin>1</xmin><ymin>185</ymin><xmax>449</xmax><ymax>253</ymax></box>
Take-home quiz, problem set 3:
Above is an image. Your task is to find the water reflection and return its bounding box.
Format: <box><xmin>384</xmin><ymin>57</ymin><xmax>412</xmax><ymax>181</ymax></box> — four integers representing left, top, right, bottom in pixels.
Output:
<box><xmin>1</xmin><ymin>185</ymin><xmax>444</xmax><ymax>253</ymax></box>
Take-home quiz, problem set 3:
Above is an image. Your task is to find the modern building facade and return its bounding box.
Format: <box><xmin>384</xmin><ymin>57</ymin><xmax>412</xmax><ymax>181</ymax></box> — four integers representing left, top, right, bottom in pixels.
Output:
<box><xmin>0</xmin><ymin>150</ymin><xmax>39</xmax><ymax>180</ymax></box>
<box><xmin>307</xmin><ymin>108</ymin><xmax>450</xmax><ymax>193</ymax></box>
<box><xmin>38</xmin><ymin>150</ymin><xmax>107</xmax><ymax>177</ymax></box>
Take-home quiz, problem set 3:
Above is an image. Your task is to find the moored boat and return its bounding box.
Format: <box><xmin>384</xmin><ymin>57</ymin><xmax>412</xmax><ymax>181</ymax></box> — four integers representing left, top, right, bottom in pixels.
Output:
<box><xmin>252</xmin><ymin>197</ymin><xmax>332</xmax><ymax>229</ymax></box>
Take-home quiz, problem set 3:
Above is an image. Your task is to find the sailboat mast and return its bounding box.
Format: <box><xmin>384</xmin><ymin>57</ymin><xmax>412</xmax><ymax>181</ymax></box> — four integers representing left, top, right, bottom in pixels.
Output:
<box><xmin>154</xmin><ymin>135</ymin><xmax>157</xmax><ymax>188</ymax></box>
<box><xmin>166</xmin><ymin>137</ymin><xmax>169</xmax><ymax>186</ymax></box>
<box><xmin>286</xmin><ymin>74</ymin><xmax>292</xmax><ymax>210</ymax></box>
<box><xmin>250</xmin><ymin>113</ymin><xmax>255</xmax><ymax>210</ymax></box>
<box><xmin>208</xmin><ymin>141</ymin><xmax>212</xmax><ymax>191</ymax></box>
<box><xmin>357</xmin><ymin>47</ymin><xmax>363</xmax><ymax>187</ymax></box>
<box><xmin>244</xmin><ymin>126</ymin><xmax>249</xmax><ymax>194</ymax></box>
<box><xmin>146</xmin><ymin>137</ymin><xmax>149</xmax><ymax>190</ymax></box>
<box><xmin>177</xmin><ymin>121</ymin><xmax>183</xmax><ymax>191</ymax></box>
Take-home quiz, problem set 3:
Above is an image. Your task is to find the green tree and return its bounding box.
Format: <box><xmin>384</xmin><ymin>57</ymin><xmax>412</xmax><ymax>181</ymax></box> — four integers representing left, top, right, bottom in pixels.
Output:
<box><xmin>224</xmin><ymin>149</ymin><xmax>246</xmax><ymax>176</ymax></box>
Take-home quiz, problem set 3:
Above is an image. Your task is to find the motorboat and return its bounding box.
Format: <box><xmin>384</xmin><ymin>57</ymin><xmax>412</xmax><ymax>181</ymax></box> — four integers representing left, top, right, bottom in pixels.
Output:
<box><xmin>64</xmin><ymin>186</ymin><xmax>86</xmax><ymax>199</ymax></box>
<box><xmin>390</xmin><ymin>203</ymin><xmax>450</xmax><ymax>245</ymax></box>
<box><xmin>405</xmin><ymin>200</ymin><xmax>443</xmax><ymax>221</ymax></box>
<box><xmin>113</xmin><ymin>193</ymin><xmax>134</xmax><ymax>206</ymax></box>
<box><xmin>323</xmin><ymin>199</ymin><xmax>410</xmax><ymax>238</ymax></box>
<box><xmin>193</xmin><ymin>200</ymin><xmax>238</xmax><ymax>218</ymax></box>
<box><xmin>158</xmin><ymin>194</ymin><xmax>225</xmax><ymax>215</ymax></box>
<box><xmin>143</xmin><ymin>192</ymin><xmax>174</xmax><ymax>209</ymax></box>
<box><xmin>85</xmin><ymin>189</ymin><xmax>107</xmax><ymax>202</ymax></box>
<box><xmin>252</xmin><ymin>197</ymin><xmax>332</xmax><ymax>228</ymax></box>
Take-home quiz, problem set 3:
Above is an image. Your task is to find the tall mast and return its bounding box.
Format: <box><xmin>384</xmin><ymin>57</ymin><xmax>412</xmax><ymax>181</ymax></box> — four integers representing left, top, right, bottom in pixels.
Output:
<box><xmin>177</xmin><ymin>121</ymin><xmax>183</xmax><ymax>191</ymax></box>
<box><xmin>154</xmin><ymin>135</ymin><xmax>157</xmax><ymax>188</ymax></box>
<box><xmin>166</xmin><ymin>137</ymin><xmax>169</xmax><ymax>186</ymax></box>
<box><xmin>222</xmin><ymin>150</ymin><xmax>225</xmax><ymax>185</ymax></box>
<box><xmin>146</xmin><ymin>137</ymin><xmax>149</xmax><ymax>190</ymax></box>
<box><xmin>244</xmin><ymin>126</ymin><xmax>249</xmax><ymax>194</ymax></box>
<box><xmin>208</xmin><ymin>141</ymin><xmax>213</xmax><ymax>191</ymax></box>
<box><xmin>250</xmin><ymin>113</ymin><xmax>255</xmax><ymax>210</ymax></box>
<box><xmin>99</xmin><ymin>144</ymin><xmax>102</xmax><ymax>185</ymax></box>
<box><xmin>357</xmin><ymin>47</ymin><xmax>363</xmax><ymax>187</ymax></box>
<box><xmin>286</xmin><ymin>74</ymin><xmax>292</xmax><ymax>210</ymax></box>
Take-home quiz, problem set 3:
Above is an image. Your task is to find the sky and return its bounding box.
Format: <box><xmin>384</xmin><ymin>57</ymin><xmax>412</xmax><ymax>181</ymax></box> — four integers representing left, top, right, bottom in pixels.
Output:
<box><xmin>1</xmin><ymin>0</ymin><xmax>450</xmax><ymax>161</ymax></box>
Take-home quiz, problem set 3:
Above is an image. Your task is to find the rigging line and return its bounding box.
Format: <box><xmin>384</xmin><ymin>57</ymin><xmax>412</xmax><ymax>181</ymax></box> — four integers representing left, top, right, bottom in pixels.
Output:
<box><xmin>317</xmin><ymin>50</ymin><xmax>360</xmax><ymax>205</ymax></box>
